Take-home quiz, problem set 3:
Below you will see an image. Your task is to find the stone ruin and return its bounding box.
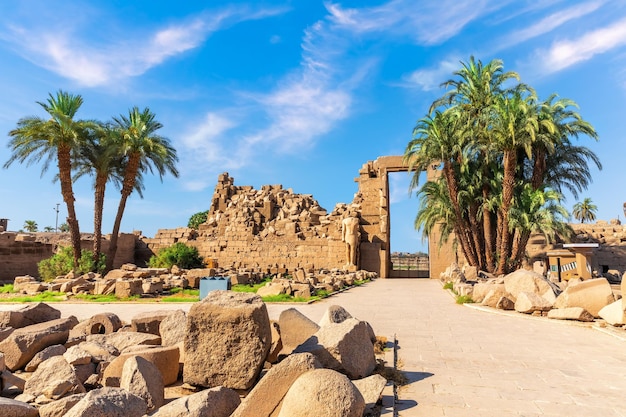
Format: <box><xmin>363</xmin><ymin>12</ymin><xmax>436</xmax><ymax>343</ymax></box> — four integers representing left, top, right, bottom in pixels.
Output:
<box><xmin>146</xmin><ymin>172</ymin><xmax>366</xmax><ymax>275</ymax></box>
<box><xmin>0</xmin><ymin>296</ymin><xmax>389</xmax><ymax>416</ymax></box>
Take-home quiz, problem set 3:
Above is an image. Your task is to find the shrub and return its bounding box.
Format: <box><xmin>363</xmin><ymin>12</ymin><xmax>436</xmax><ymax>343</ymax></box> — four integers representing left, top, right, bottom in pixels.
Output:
<box><xmin>148</xmin><ymin>242</ymin><xmax>203</xmax><ymax>269</ymax></box>
<box><xmin>38</xmin><ymin>246</ymin><xmax>106</xmax><ymax>282</ymax></box>
<box><xmin>188</xmin><ymin>210</ymin><xmax>209</xmax><ymax>229</ymax></box>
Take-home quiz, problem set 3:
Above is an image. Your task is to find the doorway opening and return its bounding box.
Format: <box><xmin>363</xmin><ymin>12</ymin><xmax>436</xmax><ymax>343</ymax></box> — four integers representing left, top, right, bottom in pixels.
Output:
<box><xmin>388</xmin><ymin>171</ymin><xmax>429</xmax><ymax>278</ymax></box>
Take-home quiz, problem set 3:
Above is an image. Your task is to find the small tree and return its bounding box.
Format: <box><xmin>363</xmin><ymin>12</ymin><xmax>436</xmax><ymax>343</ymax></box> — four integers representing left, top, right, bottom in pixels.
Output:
<box><xmin>23</xmin><ymin>220</ymin><xmax>38</xmax><ymax>232</ymax></box>
<box><xmin>572</xmin><ymin>198</ymin><xmax>597</xmax><ymax>224</ymax></box>
<box><xmin>148</xmin><ymin>242</ymin><xmax>203</xmax><ymax>269</ymax></box>
<box><xmin>59</xmin><ymin>223</ymin><xmax>70</xmax><ymax>232</ymax></box>
<box><xmin>188</xmin><ymin>210</ymin><xmax>208</xmax><ymax>229</ymax></box>
<box><xmin>44</xmin><ymin>226</ymin><xmax>54</xmax><ymax>232</ymax></box>
<box><xmin>38</xmin><ymin>246</ymin><xmax>106</xmax><ymax>282</ymax></box>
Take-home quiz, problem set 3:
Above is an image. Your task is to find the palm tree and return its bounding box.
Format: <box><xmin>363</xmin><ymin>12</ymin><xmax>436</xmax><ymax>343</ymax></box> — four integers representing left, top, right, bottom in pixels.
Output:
<box><xmin>5</xmin><ymin>91</ymin><xmax>93</xmax><ymax>268</ymax></box>
<box><xmin>72</xmin><ymin>123</ymin><xmax>139</xmax><ymax>265</ymax></box>
<box><xmin>405</xmin><ymin>57</ymin><xmax>600</xmax><ymax>275</ymax></box>
<box><xmin>572</xmin><ymin>198</ymin><xmax>598</xmax><ymax>223</ymax></box>
<box><xmin>59</xmin><ymin>223</ymin><xmax>70</xmax><ymax>232</ymax></box>
<box><xmin>106</xmin><ymin>107</ymin><xmax>179</xmax><ymax>271</ymax></box>
<box><xmin>23</xmin><ymin>220</ymin><xmax>38</xmax><ymax>232</ymax></box>
<box><xmin>44</xmin><ymin>226</ymin><xmax>54</xmax><ymax>232</ymax></box>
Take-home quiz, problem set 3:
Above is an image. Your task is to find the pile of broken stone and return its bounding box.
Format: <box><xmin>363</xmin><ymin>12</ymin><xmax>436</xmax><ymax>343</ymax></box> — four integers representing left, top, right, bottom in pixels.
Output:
<box><xmin>443</xmin><ymin>263</ymin><xmax>626</xmax><ymax>326</ymax></box>
<box><xmin>11</xmin><ymin>263</ymin><xmax>377</xmax><ymax>301</ymax></box>
<box><xmin>0</xmin><ymin>291</ymin><xmax>388</xmax><ymax>417</ymax></box>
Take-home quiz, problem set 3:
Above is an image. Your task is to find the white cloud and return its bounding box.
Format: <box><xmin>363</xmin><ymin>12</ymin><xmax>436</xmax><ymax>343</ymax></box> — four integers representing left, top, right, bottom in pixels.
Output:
<box><xmin>177</xmin><ymin>112</ymin><xmax>242</xmax><ymax>191</ymax></box>
<box><xmin>498</xmin><ymin>1</ymin><xmax>603</xmax><ymax>49</ymax></box>
<box><xmin>539</xmin><ymin>16</ymin><xmax>626</xmax><ymax>73</ymax></box>
<box><xmin>1</xmin><ymin>6</ymin><xmax>286</xmax><ymax>87</ymax></box>
<box><xmin>326</xmin><ymin>0</ymin><xmax>498</xmax><ymax>45</ymax></box>
<box><xmin>402</xmin><ymin>59</ymin><xmax>460</xmax><ymax>91</ymax></box>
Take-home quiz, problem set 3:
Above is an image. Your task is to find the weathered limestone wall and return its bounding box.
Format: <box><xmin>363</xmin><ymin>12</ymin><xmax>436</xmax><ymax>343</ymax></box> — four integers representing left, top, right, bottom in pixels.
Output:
<box><xmin>145</xmin><ymin>173</ymin><xmax>352</xmax><ymax>274</ymax></box>
<box><xmin>0</xmin><ymin>232</ymin><xmax>138</xmax><ymax>282</ymax></box>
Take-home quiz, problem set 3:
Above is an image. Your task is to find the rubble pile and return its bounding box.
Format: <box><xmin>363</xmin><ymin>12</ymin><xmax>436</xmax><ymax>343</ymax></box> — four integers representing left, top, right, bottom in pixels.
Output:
<box><xmin>0</xmin><ymin>297</ymin><xmax>388</xmax><ymax>416</ymax></box>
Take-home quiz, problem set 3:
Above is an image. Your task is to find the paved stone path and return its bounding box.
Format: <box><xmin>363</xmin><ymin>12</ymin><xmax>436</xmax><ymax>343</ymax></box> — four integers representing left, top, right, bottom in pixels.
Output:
<box><xmin>2</xmin><ymin>278</ymin><xmax>626</xmax><ymax>416</ymax></box>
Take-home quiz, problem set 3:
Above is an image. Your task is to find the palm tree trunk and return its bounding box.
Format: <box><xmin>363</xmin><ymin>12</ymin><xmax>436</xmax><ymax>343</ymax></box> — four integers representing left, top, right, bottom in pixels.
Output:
<box><xmin>93</xmin><ymin>173</ymin><xmax>107</xmax><ymax>265</ymax></box>
<box><xmin>531</xmin><ymin>148</ymin><xmax>546</xmax><ymax>190</ymax></box>
<box><xmin>106</xmin><ymin>155</ymin><xmax>140</xmax><ymax>272</ymax></box>
<box><xmin>482</xmin><ymin>184</ymin><xmax>496</xmax><ymax>273</ymax></box>
<box><xmin>57</xmin><ymin>144</ymin><xmax>81</xmax><ymax>269</ymax></box>
<box><xmin>443</xmin><ymin>162</ymin><xmax>479</xmax><ymax>267</ymax></box>
<box><xmin>496</xmin><ymin>150</ymin><xmax>517</xmax><ymax>275</ymax></box>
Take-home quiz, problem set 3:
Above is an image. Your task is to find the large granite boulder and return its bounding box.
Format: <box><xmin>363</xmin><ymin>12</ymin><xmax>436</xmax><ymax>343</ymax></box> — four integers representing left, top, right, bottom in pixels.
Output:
<box><xmin>149</xmin><ymin>386</ymin><xmax>240</xmax><ymax>417</ymax></box>
<box><xmin>277</xmin><ymin>369</ymin><xmax>365</xmax><ymax>417</ymax></box>
<box><xmin>24</xmin><ymin>344</ymin><xmax>66</xmax><ymax>372</ymax></box>
<box><xmin>0</xmin><ymin>303</ymin><xmax>61</xmax><ymax>329</ymax></box>
<box><xmin>158</xmin><ymin>309</ymin><xmax>187</xmax><ymax>347</ymax></box>
<box><xmin>183</xmin><ymin>291</ymin><xmax>271</xmax><ymax>389</ymax></box>
<box><xmin>130</xmin><ymin>310</ymin><xmax>172</xmax><ymax>336</ymax></box>
<box><xmin>23</xmin><ymin>356</ymin><xmax>85</xmax><ymax>400</ymax></box>
<box><xmin>553</xmin><ymin>278</ymin><xmax>614</xmax><ymax>317</ymax></box>
<box><xmin>231</xmin><ymin>352</ymin><xmax>321</xmax><ymax>417</ymax></box>
<box><xmin>120</xmin><ymin>356</ymin><xmax>164</xmax><ymax>413</ymax></box>
<box><xmin>102</xmin><ymin>345</ymin><xmax>179</xmax><ymax>387</ymax></box>
<box><xmin>504</xmin><ymin>269</ymin><xmax>556</xmax><ymax>303</ymax></box>
<box><xmin>64</xmin><ymin>387</ymin><xmax>146</xmax><ymax>417</ymax></box>
<box><xmin>514</xmin><ymin>292</ymin><xmax>553</xmax><ymax>314</ymax></box>
<box><xmin>0</xmin><ymin>316</ymin><xmax>78</xmax><ymax>371</ymax></box>
<box><xmin>294</xmin><ymin>318</ymin><xmax>376</xmax><ymax>379</ymax></box>
<box><xmin>278</xmin><ymin>308</ymin><xmax>320</xmax><ymax>356</ymax></box>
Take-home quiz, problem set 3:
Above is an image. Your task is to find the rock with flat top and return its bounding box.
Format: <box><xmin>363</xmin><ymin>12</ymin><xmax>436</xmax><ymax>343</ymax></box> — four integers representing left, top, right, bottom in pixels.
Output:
<box><xmin>24</xmin><ymin>344</ymin><xmax>66</xmax><ymax>372</ymax></box>
<box><xmin>514</xmin><ymin>292</ymin><xmax>553</xmax><ymax>314</ymax></box>
<box><xmin>38</xmin><ymin>393</ymin><xmax>86</xmax><ymax>417</ymax></box>
<box><xmin>23</xmin><ymin>356</ymin><xmax>85</xmax><ymax>400</ymax></box>
<box><xmin>86</xmin><ymin>331</ymin><xmax>160</xmax><ymax>352</ymax></box>
<box><xmin>547</xmin><ymin>307</ymin><xmax>594</xmax><ymax>322</ymax></box>
<box><xmin>102</xmin><ymin>345</ymin><xmax>179</xmax><ymax>387</ymax></box>
<box><xmin>183</xmin><ymin>291</ymin><xmax>271</xmax><ymax>389</ymax></box>
<box><xmin>504</xmin><ymin>269</ymin><xmax>556</xmax><ymax>303</ymax></box>
<box><xmin>554</xmin><ymin>278</ymin><xmax>614</xmax><ymax>317</ymax></box>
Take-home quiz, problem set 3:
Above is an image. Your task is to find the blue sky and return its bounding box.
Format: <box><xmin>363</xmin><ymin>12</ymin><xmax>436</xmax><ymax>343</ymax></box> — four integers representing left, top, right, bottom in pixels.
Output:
<box><xmin>0</xmin><ymin>1</ymin><xmax>625</xmax><ymax>254</ymax></box>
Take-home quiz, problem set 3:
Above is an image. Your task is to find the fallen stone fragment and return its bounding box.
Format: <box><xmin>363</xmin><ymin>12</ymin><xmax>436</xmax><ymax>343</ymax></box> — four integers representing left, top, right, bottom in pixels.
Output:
<box><xmin>496</xmin><ymin>296</ymin><xmax>515</xmax><ymax>310</ymax></box>
<box><xmin>131</xmin><ymin>310</ymin><xmax>172</xmax><ymax>335</ymax></box>
<box><xmin>149</xmin><ymin>386</ymin><xmax>240</xmax><ymax>417</ymax></box>
<box><xmin>183</xmin><ymin>291</ymin><xmax>271</xmax><ymax>389</ymax></box>
<box><xmin>598</xmin><ymin>299</ymin><xmax>625</xmax><ymax>326</ymax></box>
<box><xmin>102</xmin><ymin>345</ymin><xmax>179</xmax><ymax>387</ymax></box>
<box><xmin>514</xmin><ymin>292</ymin><xmax>553</xmax><ymax>314</ymax></box>
<box><xmin>158</xmin><ymin>309</ymin><xmax>187</xmax><ymax>347</ymax></box>
<box><xmin>294</xmin><ymin>318</ymin><xmax>376</xmax><ymax>379</ymax></box>
<box><xmin>120</xmin><ymin>356</ymin><xmax>164</xmax><ymax>413</ymax></box>
<box><xmin>0</xmin><ymin>397</ymin><xmax>39</xmax><ymax>417</ymax></box>
<box><xmin>554</xmin><ymin>278</ymin><xmax>614</xmax><ymax>317</ymax></box>
<box><xmin>504</xmin><ymin>269</ymin><xmax>556</xmax><ymax>303</ymax></box>
<box><xmin>277</xmin><ymin>369</ymin><xmax>365</xmax><ymax>417</ymax></box>
<box><xmin>64</xmin><ymin>387</ymin><xmax>147</xmax><ymax>417</ymax></box>
<box><xmin>318</xmin><ymin>305</ymin><xmax>353</xmax><ymax>327</ymax></box>
<box><xmin>0</xmin><ymin>316</ymin><xmax>78</xmax><ymax>371</ymax></box>
<box><xmin>24</xmin><ymin>344</ymin><xmax>66</xmax><ymax>372</ymax></box>
<box><xmin>38</xmin><ymin>393</ymin><xmax>86</xmax><ymax>417</ymax></box>
<box><xmin>0</xmin><ymin>303</ymin><xmax>61</xmax><ymax>329</ymax></box>
<box><xmin>24</xmin><ymin>356</ymin><xmax>85</xmax><ymax>400</ymax></box>
<box><xmin>547</xmin><ymin>307</ymin><xmax>594</xmax><ymax>322</ymax></box>
<box><xmin>353</xmin><ymin>373</ymin><xmax>388</xmax><ymax>414</ymax></box>
<box><xmin>63</xmin><ymin>345</ymin><xmax>92</xmax><ymax>365</ymax></box>
<box><xmin>231</xmin><ymin>352</ymin><xmax>321</xmax><ymax>417</ymax></box>
<box><xmin>86</xmin><ymin>331</ymin><xmax>161</xmax><ymax>352</ymax></box>
<box><xmin>278</xmin><ymin>308</ymin><xmax>320</xmax><ymax>356</ymax></box>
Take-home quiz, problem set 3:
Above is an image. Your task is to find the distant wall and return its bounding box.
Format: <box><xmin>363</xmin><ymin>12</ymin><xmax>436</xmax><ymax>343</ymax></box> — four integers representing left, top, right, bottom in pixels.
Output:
<box><xmin>0</xmin><ymin>232</ymin><xmax>138</xmax><ymax>282</ymax></box>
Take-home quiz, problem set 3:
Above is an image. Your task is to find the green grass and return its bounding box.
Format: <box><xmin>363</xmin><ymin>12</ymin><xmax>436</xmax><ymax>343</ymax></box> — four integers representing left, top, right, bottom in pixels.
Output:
<box><xmin>73</xmin><ymin>294</ymin><xmax>123</xmax><ymax>302</ymax></box>
<box><xmin>0</xmin><ymin>284</ymin><xmax>15</xmax><ymax>293</ymax></box>
<box><xmin>160</xmin><ymin>289</ymin><xmax>200</xmax><ymax>302</ymax></box>
<box><xmin>160</xmin><ymin>296</ymin><xmax>200</xmax><ymax>302</ymax></box>
<box><xmin>456</xmin><ymin>294</ymin><xmax>474</xmax><ymax>304</ymax></box>
<box><xmin>3</xmin><ymin>291</ymin><xmax>67</xmax><ymax>302</ymax></box>
<box><xmin>443</xmin><ymin>282</ymin><xmax>454</xmax><ymax>290</ymax></box>
<box><xmin>260</xmin><ymin>294</ymin><xmax>309</xmax><ymax>303</ymax></box>
<box><xmin>231</xmin><ymin>277</ymin><xmax>272</xmax><ymax>293</ymax></box>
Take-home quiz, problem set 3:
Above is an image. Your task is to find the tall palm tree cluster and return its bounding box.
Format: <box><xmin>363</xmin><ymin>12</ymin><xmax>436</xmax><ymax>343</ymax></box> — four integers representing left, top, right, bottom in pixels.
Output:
<box><xmin>404</xmin><ymin>57</ymin><xmax>602</xmax><ymax>275</ymax></box>
<box><xmin>4</xmin><ymin>91</ymin><xmax>179</xmax><ymax>272</ymax></box>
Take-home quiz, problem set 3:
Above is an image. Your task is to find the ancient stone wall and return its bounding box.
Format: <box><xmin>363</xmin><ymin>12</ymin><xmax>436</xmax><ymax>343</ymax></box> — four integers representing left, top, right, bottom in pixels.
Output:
<box><xmin>0</xmin><ymin>232</ymin><xmax>138</xmax><ymax>282</ymax></box>
<box><xmin>145</xmin><ymin>173</ymin><xmax>354</xmax><ymax>274</ymax></box>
